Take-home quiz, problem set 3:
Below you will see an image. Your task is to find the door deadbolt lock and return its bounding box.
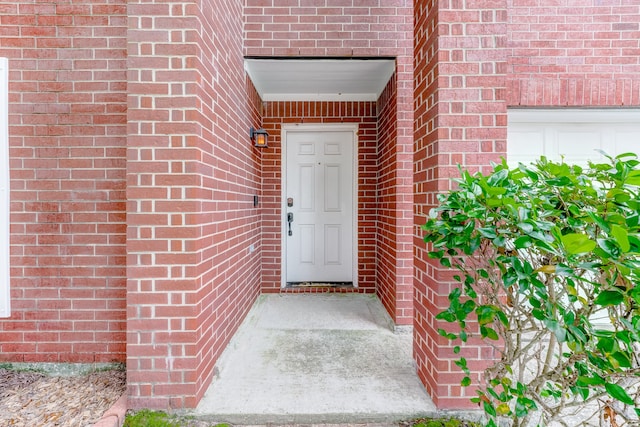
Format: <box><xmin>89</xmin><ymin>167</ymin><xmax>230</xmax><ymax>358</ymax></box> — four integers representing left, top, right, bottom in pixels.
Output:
<box><xmin>287</xmin><ymin>197</ymin><xmax>293</xmax><ymax>207</ymax></box>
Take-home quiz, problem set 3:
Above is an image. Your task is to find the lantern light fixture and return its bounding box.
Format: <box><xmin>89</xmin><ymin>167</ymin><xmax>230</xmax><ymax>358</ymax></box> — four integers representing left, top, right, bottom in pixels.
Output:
<box><xmin>250</xmin><ymin>127</ymin><xmax>269</xmax><ymax>148</ymax></box>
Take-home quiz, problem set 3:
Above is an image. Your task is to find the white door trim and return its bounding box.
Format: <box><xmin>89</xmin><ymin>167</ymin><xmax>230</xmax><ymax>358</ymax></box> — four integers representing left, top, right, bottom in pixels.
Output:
<box><xmin>281</xmin><ymin>123</ymin><xmax>359</xmax><ymax>289</ymax></box>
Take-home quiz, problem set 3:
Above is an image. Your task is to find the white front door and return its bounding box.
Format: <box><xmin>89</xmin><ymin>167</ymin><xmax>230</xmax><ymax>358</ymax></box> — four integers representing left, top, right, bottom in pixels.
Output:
<box><xmin>284</xmin><ymin>127</ymin><xmax>355</xmax><ymax>284</ymax></box>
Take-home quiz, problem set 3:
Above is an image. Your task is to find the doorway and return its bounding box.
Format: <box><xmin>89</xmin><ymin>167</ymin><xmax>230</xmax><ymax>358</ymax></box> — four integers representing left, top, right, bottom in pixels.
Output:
<box><xmin>282</xmin><ymin>124</ymin><xmax>358</xmax><ymax>287</ymax></box>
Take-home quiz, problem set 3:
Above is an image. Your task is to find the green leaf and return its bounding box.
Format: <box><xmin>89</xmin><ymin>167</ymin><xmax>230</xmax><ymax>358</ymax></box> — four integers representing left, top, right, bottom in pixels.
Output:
<box><xmin>487</xmin><ymin>168</ymin><xmax>509</xmax><ymax>186</ymax></box>
<box><xmin>483</xmin><ymin>400</ymin><xmax>497</xmax><ymax>417</ymax></box>
<box><xmin>478</xmin><ymin>227</ymin><xmax>497</xmax><ymax>239</ymax></box>
<box><xmin>461</xmin><ymin>376</ymin><xmax>471</xmax><ymax>387</ymax></box>
<box><xmin>545</xmin><ymin>319</ymin><xmax>567</xmax><ymax>342</ymax></box>
<box><xmin>476</xmin><ymin>305</ymin><xmax>496</xmax><ymax>325</ymax></box>
<box><xmin>496</xmin><ymin>311</ymin><xmax>509</xmax><ymax>327</ymax></box>
<box><xmin>615</xmin><ymin>152</ymin><xmax>638</xmax><ymax>160</ymax></box>
<box><xmin>561</xmin><ymin>233</ymin><xmax>597</xmax><ymax>255</ymax></box>
<box><xmin>611</xmin><ymin>224</ymin><xmax>631</xmax><ymax>252</ymax></box>
<box><xmin>518</xmin><ymin>222</ymin><xmax>534</xmax><ymax>233</ymax></box>
<box><xmin>625</xmin><ymin>170</ymin><xmax>640</xmax><ymax>186</ymax></box>
<box><xmin>597</xmin><ymin>336</ymin><xmax>615</xmax><ymax>353</ymax></box>
<box><xmin>577</xmin><ymin>375</ymin><xmax>605</xmax><ymax>386</ymax></box>
<box><xmin>575</xmin><ymin>386</ymin><xmax>589</xmax><ymax>400</ymax></box>
<box><xmin>532</xmin><ymin>308</ymin><xmax>545</xmax><ymax>320</ymax></box>
<box><xmin>496</xmin><ymin>403</ymin><xmax>511</xmax><ymax>416</ymax></box>
<box><xmin>514</xmin><ymin>236</ymin><xmax>532</xmax><ymax>249</ymax></box>
<box><xmin>605</xmin><ymin>382</ymin><xmax>635</xmax><ymax>405</ymax></box>
<box><xmin>436</xmin><ymin>311</ymin><xmax>455</xmax><ymax>322</ymax></box>
<box><xmin>480</xmin><ymin>325</ymin><xmax>499</xmax><ymax>340</ymax></box>
<box><xmin>516</xmin><ymin>397</ymin><xmax>537</xmax><ymax>416</ymax></box>
<box><xmin>486</xmin><ymin>197</ymin><xmax>502</xmax><ymax>207</ymax></box>
<box><xmin>615</xmin><ymin>330</ymin><xmax>632</xmax><ymax>346</ymax></box>
<box><xmin>594</xmin><ymin>290</ymin><xmax>624</xmax><ymax>306</ymax></box>
<box><xmin>455</xmin><ymin>357</ymin><xmax>468</xmax><ymax>370</ymax></box>
<box><xmin>438</xmin><ymin>329</ymin><xmax>457</xmax><ymax>340</ymax></box>
<box><xmin>610</xmin><ymin>351</ymin><xmax>632</xmax><ymax>368</ymax></box>
<box><xmin>568</xmin><ymin>325</ymin><xmax>588</xmax><ymax>343</ymax></box>
<box><xmin>586</xmin><ymin>211</ymin><xmax>611</xmax><ymax>233</ymax></box>
<box><xmin>628</xmin><ymin>235</ymin><xmax>640</xmax><ymax>252</ymax></box>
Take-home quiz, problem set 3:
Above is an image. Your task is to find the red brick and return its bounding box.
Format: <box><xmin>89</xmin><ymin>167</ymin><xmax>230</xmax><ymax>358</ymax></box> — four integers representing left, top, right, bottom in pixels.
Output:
<box><xmin>3</xmin><ymin>0</ymin><xmax>127</xmax><ymax>369</ymax></box>
<box><xmin>508</xmin><ymin>0</ymin><xmax>640</xmax><ymax>106</ymax></box>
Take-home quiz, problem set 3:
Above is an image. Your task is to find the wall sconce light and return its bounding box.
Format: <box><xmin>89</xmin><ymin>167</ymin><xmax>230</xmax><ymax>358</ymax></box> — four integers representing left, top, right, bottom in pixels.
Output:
<box><xmin>250</xmin><ymin>127</ymin><xmax>269</xmax><ymax>148</ymax></box>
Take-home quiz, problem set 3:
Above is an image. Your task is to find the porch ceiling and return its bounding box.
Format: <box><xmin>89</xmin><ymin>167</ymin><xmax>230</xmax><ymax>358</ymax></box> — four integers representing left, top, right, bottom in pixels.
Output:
<box><xmin>244</xmin><ymin>58</ymin><xmax>395</xmax><ymax>102</ymax></box>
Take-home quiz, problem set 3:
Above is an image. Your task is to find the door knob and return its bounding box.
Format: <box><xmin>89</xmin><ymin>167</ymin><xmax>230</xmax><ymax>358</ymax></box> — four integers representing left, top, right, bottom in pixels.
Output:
<box><xmin>287</xmin><ymin>212</ymin><xmax>293</xmax><ymax>236</ymax></box>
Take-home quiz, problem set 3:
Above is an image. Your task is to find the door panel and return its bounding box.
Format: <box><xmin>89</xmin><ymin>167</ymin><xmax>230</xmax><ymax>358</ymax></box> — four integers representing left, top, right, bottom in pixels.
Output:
<box><xmin>285</xmin><ymin>130</ymin><xmax>354</xmax><ymax>283</ymax></box>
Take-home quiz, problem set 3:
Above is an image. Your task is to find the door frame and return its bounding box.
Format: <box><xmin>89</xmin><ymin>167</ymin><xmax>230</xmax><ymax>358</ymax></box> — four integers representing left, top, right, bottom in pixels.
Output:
<box><xmin>280</xmin><ymin>123</ymin><xmax>359</xmax><ymax>289</ymax></box>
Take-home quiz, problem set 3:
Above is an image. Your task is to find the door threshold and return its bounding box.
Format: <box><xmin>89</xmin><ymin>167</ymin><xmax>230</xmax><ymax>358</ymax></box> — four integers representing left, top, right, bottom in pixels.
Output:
<box><xmin>286</xmin><ymin>282</ymin><xmax>353</xmax><ymax>289</ymax></box>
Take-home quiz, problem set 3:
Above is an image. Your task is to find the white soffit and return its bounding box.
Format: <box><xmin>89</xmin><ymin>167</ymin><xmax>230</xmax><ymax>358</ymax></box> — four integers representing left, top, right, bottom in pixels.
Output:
<box><xmin>244</xmin><ymin>58</ymin><xmax>396</xmax><ymax>102</ymax></box>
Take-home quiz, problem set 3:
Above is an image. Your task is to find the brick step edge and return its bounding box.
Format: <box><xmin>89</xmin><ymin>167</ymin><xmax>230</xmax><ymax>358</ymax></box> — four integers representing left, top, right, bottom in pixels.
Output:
<box><xmin>90</xmin><ymin>394</ymin><xmax>127</xmax><ymax>427</ymax></box>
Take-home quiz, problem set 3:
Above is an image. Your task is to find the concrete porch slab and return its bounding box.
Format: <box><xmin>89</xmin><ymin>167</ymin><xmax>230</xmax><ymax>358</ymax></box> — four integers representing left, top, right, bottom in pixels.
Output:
<box><xmin>192</xmin><ymin>294</ymin><xmax>437</xmax><ymax>424</ymax></box>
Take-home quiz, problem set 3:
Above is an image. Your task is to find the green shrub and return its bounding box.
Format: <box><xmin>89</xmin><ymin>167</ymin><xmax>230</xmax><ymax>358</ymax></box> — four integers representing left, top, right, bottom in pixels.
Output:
<box><xmin>422</xmin><ymin>154</ymin><xmax>640</xmax><ymax>426</ymax></box>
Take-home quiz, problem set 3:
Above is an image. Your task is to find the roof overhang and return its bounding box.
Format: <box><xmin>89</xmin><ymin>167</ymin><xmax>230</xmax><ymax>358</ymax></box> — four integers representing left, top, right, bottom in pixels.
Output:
<box><xmin>244</xmin><ymin>58</ymin><xmax>396</xmax><ymax>102</ymax></box>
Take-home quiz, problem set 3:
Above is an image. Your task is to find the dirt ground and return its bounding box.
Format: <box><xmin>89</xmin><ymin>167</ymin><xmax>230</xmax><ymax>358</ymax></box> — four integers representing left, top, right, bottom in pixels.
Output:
<box><xmin>0</xmin><ymin>367</ymin><xmax>125</xmax><ymax>427</ymax></box>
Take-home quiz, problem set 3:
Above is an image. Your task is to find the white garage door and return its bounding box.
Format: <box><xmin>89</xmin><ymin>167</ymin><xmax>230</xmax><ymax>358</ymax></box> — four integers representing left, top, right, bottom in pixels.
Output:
<box><xmin>508</xmin><ymin>109</ymin><xmax>640</xmax><ymax>168</ymax></box>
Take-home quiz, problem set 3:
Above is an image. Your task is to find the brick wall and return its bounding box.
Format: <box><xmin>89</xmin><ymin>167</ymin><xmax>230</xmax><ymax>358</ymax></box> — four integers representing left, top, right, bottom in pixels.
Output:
<box><xmin>261</xmin><ymin>102</ymin><xmax>377</xmax><ymax>293</ymax></box>
<box><xmin>413</xmin><ymin>0</ymin><xmax>508</xmax><ymax>409</ymax></box>
<box><xmin>376</xmin><ymin>69</ymin><xmax>414</xmax><ymax>326</ymax></box>
<box><xmin>508</xmin><ymin>0</ymin><xmax>640</xmax><ymax>106</ymax></box>
<box><xmin>126</xmin><ymin>0</ymin><xmax>261</xmax><ymax>409</ymax></box>
<box><xmin>244</xmin><ymin>0</ymin><xmax>413</xmax><ymax>57</ymax></box>
<box><xmin>1</xmin><ymin>1</ymin><xmax>127</xmax><ymax>363</ymax></box>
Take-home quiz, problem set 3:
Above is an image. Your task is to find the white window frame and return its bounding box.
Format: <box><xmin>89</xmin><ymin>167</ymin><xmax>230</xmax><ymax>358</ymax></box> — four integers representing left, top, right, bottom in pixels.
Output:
<box><xmin>0</xmin><ymin>57</ymin><xmax>10</xmax><ymax>318</ymax></box>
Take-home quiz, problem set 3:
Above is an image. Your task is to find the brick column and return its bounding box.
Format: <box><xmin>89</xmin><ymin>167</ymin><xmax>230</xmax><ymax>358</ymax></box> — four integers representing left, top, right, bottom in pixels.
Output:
<box><xmin>126</xmin><ymin>0</ymin><xmax>200</xmax><ymax>409</ymax></box>
<box><xmin>126</xmin><ymin>0</ymin><xmax>262</xmax><ymax>409</ymax></box>
<box><xmin>413</xmin><ymin>0</ymin><xmax>508</xmax><ymax>409</ymax></box>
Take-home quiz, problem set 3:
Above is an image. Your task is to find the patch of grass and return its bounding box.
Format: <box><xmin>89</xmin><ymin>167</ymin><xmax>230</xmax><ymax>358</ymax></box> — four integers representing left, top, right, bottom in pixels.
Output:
<box><xmin>92</xmin><ymin>362</ymin><xmax>126</xmax><ymax>373</ymax></box>
<box><xmin>124</xmin><ymin>411</ymin><xmax>482</xmax><ymax>427</ymax></box>
<box><xmin>413</xmin><ymin>417</ymin><xmax>483</xmax><ymax>427</ymax></box>
<box><xmin>0</xmin><ymin>363</ymin><xmax>46</xmax><ymax>374</ymax></box>
<box><xmin>123</xmin><ymin>410</ymin><xmax>229</xmax><ymax>427</ymax></box>
<box><xmin>123</xmin><ymin>410</ymin><xmax>181</xmax><ymax>427</ymax></box>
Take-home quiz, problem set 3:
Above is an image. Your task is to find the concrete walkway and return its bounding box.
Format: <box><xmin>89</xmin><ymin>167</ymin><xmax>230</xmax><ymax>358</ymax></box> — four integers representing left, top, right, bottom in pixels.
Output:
<box><xmin>192</xmin><ymin>293</ymin><xmax>437</xmax><ymax>424</ymax></box>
